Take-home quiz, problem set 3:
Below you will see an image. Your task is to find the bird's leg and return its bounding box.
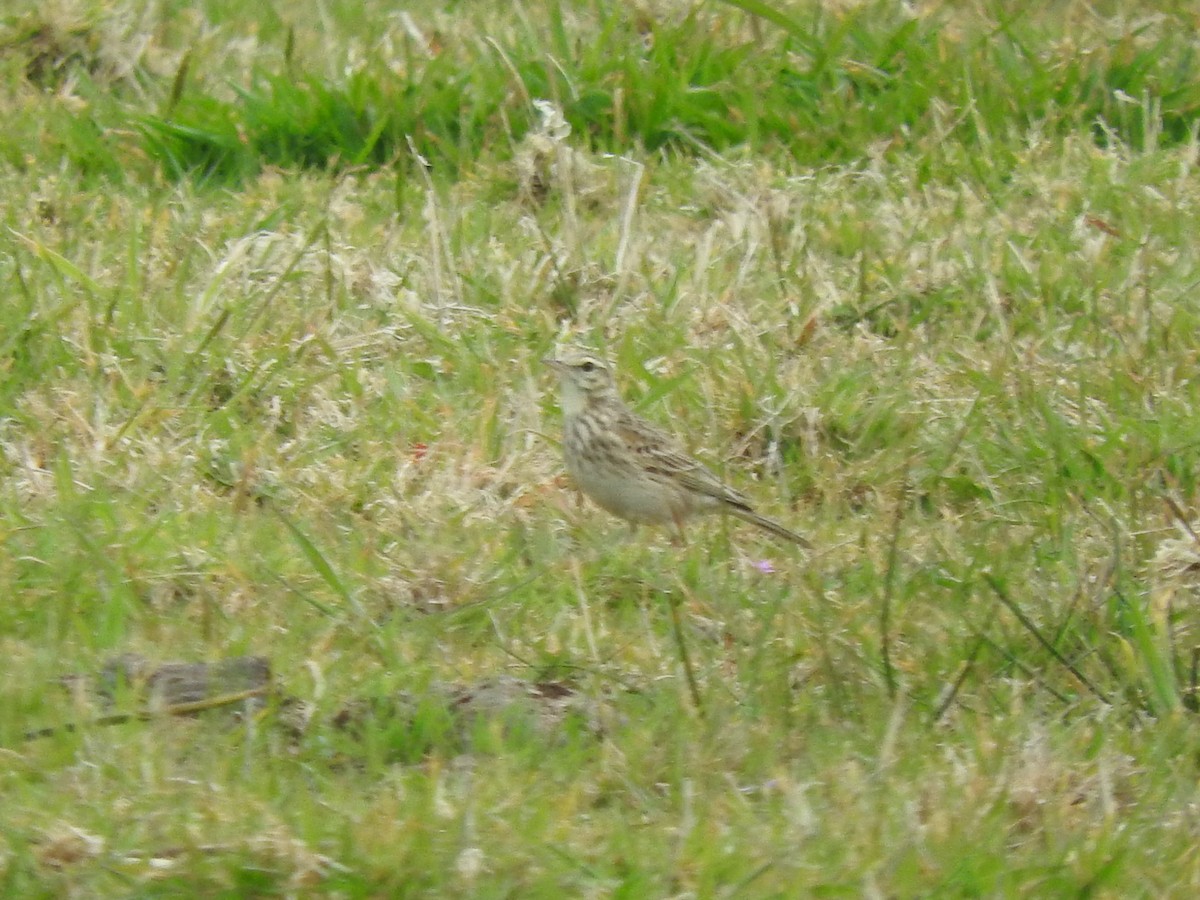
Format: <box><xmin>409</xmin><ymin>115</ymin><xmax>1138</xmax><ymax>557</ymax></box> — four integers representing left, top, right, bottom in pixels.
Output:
<box><xmin>671</xmin><ymin>513</ymin><xmax>688</xmax><ymax>547</ymax></box>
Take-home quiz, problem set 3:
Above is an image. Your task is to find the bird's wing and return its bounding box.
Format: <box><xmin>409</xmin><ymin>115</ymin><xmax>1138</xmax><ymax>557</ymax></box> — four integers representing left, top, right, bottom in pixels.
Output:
<box><xmin>614</xmin><ymin>411</ymin><xmax>752</xmax><ymax>509</ymax></box>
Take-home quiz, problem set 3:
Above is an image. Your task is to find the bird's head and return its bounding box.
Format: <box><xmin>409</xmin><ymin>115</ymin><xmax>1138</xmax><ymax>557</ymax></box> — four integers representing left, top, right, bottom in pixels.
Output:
<box><xmin>543</xmin><ymin>349</ymin><xmax>620</xmax><ymax>414</ymax></box>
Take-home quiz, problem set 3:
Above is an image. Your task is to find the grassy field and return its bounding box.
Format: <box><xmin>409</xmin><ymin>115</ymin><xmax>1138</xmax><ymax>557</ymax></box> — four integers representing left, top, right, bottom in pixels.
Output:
<box><xmin>3</xmin><ymin>0</ymin><xmax>1200</xmax><ymax>894</ymax></box>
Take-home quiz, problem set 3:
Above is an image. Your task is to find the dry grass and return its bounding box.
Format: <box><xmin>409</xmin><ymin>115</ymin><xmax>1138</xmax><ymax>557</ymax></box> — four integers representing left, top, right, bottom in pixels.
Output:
<box><xmin>3</xmin><ymin>0</ymin><xmax>1200</xmax><ymax>894</ymax></box>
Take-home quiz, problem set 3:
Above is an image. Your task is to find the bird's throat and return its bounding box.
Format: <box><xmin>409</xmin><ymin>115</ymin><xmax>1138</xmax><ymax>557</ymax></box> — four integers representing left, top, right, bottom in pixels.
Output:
<box><xmin>559</xmin><ymin>382</ymin><xmax>587</xmax><ymax>417</ymax></box>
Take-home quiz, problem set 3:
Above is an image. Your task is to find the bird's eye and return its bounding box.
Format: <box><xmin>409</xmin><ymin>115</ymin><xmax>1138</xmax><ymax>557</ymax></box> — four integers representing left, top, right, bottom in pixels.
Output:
<box><xmin>580</xmin><ymin>361</ymin><xmax>595</xmax><ymax>373</ymax></box>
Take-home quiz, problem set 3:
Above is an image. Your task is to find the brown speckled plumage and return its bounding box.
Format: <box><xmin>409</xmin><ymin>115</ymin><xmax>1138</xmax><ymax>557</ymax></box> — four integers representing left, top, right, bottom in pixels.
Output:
<box><xmin>545</xmin><ymin>350</ymin><xmax>810</xmax><ymax>547</ymax></box>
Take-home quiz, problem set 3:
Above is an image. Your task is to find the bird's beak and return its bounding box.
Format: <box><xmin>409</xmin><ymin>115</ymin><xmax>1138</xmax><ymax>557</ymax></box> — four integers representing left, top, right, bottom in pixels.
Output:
<box><xmin>542</xmin><ymin>357</ymin><xmax>565</xmax><ymax>372</ymax></box>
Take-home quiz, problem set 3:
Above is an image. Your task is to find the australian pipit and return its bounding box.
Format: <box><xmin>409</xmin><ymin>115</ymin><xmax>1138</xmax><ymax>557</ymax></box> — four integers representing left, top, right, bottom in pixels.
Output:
<box><xmin>544</xmin><ymin>350</ymin><xmax>810</xmax><ymax>547</ymax></box>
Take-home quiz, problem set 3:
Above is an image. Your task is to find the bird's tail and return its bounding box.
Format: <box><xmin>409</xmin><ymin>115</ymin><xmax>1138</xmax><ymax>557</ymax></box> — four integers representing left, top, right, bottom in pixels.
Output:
<box><xmin>730</xmin><ymin>506</ymin><xmax>812</xmax><ymax>548</ymax></box>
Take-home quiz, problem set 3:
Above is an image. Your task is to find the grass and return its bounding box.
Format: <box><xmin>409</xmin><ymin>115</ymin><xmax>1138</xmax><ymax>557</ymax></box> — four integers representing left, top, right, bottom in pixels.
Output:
<box><xmin>3</xmin><ymin>0</ymin><xmax>1200</xmax><ymax>894</ymax></box>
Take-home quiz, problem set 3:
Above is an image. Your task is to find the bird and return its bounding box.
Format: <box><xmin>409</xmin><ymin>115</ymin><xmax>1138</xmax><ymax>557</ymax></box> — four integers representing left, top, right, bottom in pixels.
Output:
<box><xmin>543</xmin><ymin>349</ymin><xmax>810</xmax><ymax>547</ymax></box>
